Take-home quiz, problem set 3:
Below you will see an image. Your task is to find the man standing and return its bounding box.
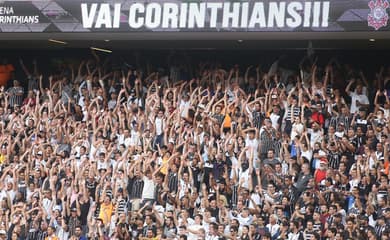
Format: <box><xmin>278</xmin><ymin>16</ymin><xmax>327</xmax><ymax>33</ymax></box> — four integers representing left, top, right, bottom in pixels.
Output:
<box><xmin>7</xmin><ymin>80</ymin><xmax>24</xmax><ymax>108</ymax></box>
<box><xmin>345</xmin><ymin>80</ymin><xmax>369</xmax><ymax>114</ymax></box>
<box><xmin>294</xmin><ymin>163</ymin><xmax>312</xmax><ymax>194</ymax></box>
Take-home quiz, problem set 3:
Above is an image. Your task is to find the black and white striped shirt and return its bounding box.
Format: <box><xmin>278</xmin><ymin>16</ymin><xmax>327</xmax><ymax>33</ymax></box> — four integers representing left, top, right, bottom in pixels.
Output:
<box><xmin>128</xmin><ymin>177</ymin><xmax>144</xmax><ymax>200</ymax></box>
<box><xmin>375</xmin><ymin>224</ymin><xmax>386</xmax><ymax>237</ymax></box>
<box><xmin>7</xmin><ymin>86</ymin><xmax>24</xmax><ymax>107</ymax></box>
<box><xmin>329</xmin><ymin>115</ymin><xmax>351</xmax><ymax>130</ymax></box>
<box><xmin>231</xmin><ymin>185</ymin><xmax>239</xmax><ymax>207</ymax></box>
<box><xmin>168</xmin><ymin>172</ymin><xmax>178</xmax><ymax>193</ymax></box>
<box><xmin>313</xmin><ymin>222</ymin><xmax>323</xmax><ymax>234</ymax></box>
<box><xmin>328</xmin><ymin>151</ymin><xmax>341</xmax><ymax>169</ymax></box>
<box><xmin>260</xmin><ymin>127</ymin><xmax>276</xmax><ymax>155</ymax></box>
<box><xmin>26</xmin><ymin>222</ymin><xmax>46</xmax><ymax>240</ymax></box>
<box><xmin>252</xmin><ymin>111</ymin><xmax>262</xmax><ymax>129</ymax></box>
<box><xmin>116</xmin><ymin>198</ymin><xmax>127</xmax><ymax>213</ymax></box>
<box><xmin>285</xmin><ymin>106</ymin><xmax>301</xmax><ymax>122</ymax></box>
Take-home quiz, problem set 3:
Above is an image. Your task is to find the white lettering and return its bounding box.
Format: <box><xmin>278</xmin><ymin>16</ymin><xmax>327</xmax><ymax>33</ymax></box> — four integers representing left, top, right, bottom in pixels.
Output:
<box><xmin>286</xmin><ymin>2</ymin><xmax>302</xmax><ymax>28</ymax></box>
<box><xmin>81</xmin><ymin>3</ymin><xmax>97</xmax><ymax>28</ymax></box>
<box><xmin>312</xmin><ymin>1</ymin><xmax>321</xmax><ymax>27</ymax></box>
<box><xmin>0</xmin><ymin>15</ymin><xmax>39</xmax><ymax>24</ymax></box>
<box><xmin>179</xmin><ymin>3</ymin><xmax>188</xmax><ymax>28</ymax></box>
<box><xmin>240</xmin><ymin>2</ymin><xmax>249</xmax><ymax>28</ymax></box>
<box><xmin>207</xmin><ymin>3</ymin><xmax>222</xmax><ymax>28</ymax></box>
<box><xmin>113</xmin><ymin>3</ymin><xmax>121</xmax><ymax>28</ymax></box>
<box><xmin>162</xmin><ymin>3</ymin><xmax>178</xmax><ymax>28</ymax></box>
<box><xmin>129</xmin><ymin>3</ymin><xmax>145</xmax><ymax>29</ymax></box>
<box><xmin>81</xmin><ymin>1</ymin><xmax>331</xmax><ymax>30</ymax></box>
<box><xmin>145</xmin><ymin>3</ymin><xmax>162</xmax><ymax>28</ymax></box>
<box><xmin>322</xmin><ymin>1</ymin><xmax>330</xmax><ymax>27</ymax></box>
<box><xmin>222</xmin><ymin>2</ymin><xmax>240</xmax><ymax>28</ymax></box>
<box><xmin>268</xmin><ymin>2</ymin><xmax>285</xmax><ymax>28</ymax></box>
<box><xmin>303</xmin><ymin>2</ymin><xmax>312</xmax><ymax>27</ymax></box>
<box><xmin>95</xmin><ymin>4</ymin><xmax>112</xmax><ymax>28</ymax></box>
<box><xmin>0</xmin><ymin>7</ymin><xmax>14</xmax><ymax>15</ymax></box>
<box><xmin>188</xmin><ymin>3</ymin><xmax>206</xmax><ymax>28</ymax></box>
<box><xmin>248</xmin><ymin>2</ymin><xmax>266</xmax><ymax>28</ymax></box>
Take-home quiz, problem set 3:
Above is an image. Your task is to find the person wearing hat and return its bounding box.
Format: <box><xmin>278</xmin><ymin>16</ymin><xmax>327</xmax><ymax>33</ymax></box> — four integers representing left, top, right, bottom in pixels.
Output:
<box><xmin>67</xmin><ymin>206</ymin><xmax>81</xmax><ymax>237</ymax></box>
<box><xmin>314</xmin><ymin>157</ymin><xmax>328</xmax><ymax>185</ymax></box>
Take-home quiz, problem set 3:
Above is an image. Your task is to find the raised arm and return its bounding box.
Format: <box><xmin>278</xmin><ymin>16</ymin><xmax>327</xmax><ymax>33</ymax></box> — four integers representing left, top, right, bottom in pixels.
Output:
<box><xmin>345</xmin><ymin>79</ymin><xmax>355</xmax><ymax>95</ymax></box>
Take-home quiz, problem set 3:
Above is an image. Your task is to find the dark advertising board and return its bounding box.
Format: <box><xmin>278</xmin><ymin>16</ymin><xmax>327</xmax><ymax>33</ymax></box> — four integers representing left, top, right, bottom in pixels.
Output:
<box><xmin>0</xmin><ymin>0</ymin><xmax>388</xmax><ymax>32</ymax></box>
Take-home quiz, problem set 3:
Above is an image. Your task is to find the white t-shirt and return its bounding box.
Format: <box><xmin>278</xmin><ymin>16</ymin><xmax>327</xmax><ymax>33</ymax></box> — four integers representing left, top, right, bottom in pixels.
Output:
<box><xmin>42</xmin><ymin>198</ymin><xmax>52</xmax><ymax>217</ymax></box>
<box><xmin>187</xmin><ymin>224</ymin><xmax>203</xmax><ymax>240</ymax></box>
<box><xmin>129</xmin><ymin>130</ymin><xmax>140</xmax><ymax>147</ymax></box>
<box><xmin>107</xmin><ymin>99</ymin><xmax>116</xmax><ymax>110</ymax></box>
<box><xmin>142</xmin><ymin>176</ymin><xmax>155</xmax><ymax>200</ymax></box>
<box><xmin>349</xmin><ymin>92</ymin><xmax>369</xmax><ymax>114</ymax></box>
<box><xmin>266</xmin><ymin>223</ymin><xmax>280</xmax><ymax>238</ymax></box>
<box><xmin>308</xmin><ymin>129</ymin><xmax>323</xmax><ymax>148</ymax></box>
<box><xmin>155</xmin><ymin>117</ymin><xmax>164</xmax><ymax>135</ymax></box>
<box><xmin>245</xmin><ymin>136</ymin><xmax>259</xmax><ymax>160</ymax></box>
<box><xmin>270</xmin><ymin>113</ymin><xmax>280</xmax><ymax>130</ymax></box>
<box><xmin>178</xmin><ymin>179</ymin><xmax>192</xmax><ymax>199</ymax></box>
<box><xmin>248</xmin><ymin>193</ymin><xmax>262</xmax><ymax>209</ymax></box>
<box><xmin>230</xmin><ymin>168</ymin><xmax>250</xmax><ymax>189</ymax></box>
<box><xmin>97</xmin><ymin>160</ymin><xmax>108</xmax><ymax>170</ymax></box>
<box><xmin>291</xmin><ymin>123</ymin><xmax>304</xmax><ymax>140</ymax></box>
<box><xmin>301</xmin><ymin>149</ymin><xmax>313</xmax><ymax>162</ymax></box>
<box><xmin>179</xmin><ymin>100</ymin><xmax>190</xmax><ymax>118</ymax></box>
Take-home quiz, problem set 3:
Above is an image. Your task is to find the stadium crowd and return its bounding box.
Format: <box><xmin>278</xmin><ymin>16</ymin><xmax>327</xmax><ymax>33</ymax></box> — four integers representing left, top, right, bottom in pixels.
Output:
<box><xmin>0</xmin><ymin>54</ymin><xmax>389</xmax><ymax>240</ymax></box>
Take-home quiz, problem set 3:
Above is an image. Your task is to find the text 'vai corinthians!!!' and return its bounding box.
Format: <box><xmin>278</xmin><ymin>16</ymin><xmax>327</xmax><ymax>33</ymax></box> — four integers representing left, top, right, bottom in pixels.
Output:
<box><xmin>81</xmin><ymin>1</ymin><xmax>330</xmax><ymax>29</ymax></box>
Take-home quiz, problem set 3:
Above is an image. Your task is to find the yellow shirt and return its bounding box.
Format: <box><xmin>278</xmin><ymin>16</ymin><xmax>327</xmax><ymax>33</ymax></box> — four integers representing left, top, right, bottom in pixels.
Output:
<box><xmin>98</xmin><ymin>202</ymin><xmax>113</xmax><ymax>224</ymax></box>
<box><xmin>160</xmin><ymin>155</ymin><xmax>169</xmax><ymax>175</ymax></box>
<box><xmin>0</xmin><ymin>154</ymin><xmax>5</xmax><ymax>164</ymax></box>
<box><xmin>223</xmin><ymin>113</ymin><xmax>232</xmax><ymax>128</ymax></box>
<box><xmin>45</xmin><ymin>236</ymin><xmax>59</xmax><ymax>240</ymax></box>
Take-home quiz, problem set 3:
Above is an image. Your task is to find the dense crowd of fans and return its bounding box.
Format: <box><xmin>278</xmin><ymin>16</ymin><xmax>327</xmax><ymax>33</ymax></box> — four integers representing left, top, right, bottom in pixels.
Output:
<box><xmin>0</xmin><ymin>54</ymin><xmax>389</xmax><ymax>240</ymax></box>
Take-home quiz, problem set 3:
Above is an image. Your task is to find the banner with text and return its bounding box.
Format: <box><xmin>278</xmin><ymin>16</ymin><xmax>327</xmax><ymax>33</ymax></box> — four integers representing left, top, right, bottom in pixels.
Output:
<box><xmin>0</xmin><ymin>0</ymin><xmax>388</xmax><ymax>32</ymax></box>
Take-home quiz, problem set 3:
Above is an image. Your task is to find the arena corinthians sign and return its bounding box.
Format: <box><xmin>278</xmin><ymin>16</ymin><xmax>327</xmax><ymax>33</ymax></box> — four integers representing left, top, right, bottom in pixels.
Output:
<box><xmin>0</xmin><ymin>0</ymin><xmax>387</xmax><ymax>32</ymax></box>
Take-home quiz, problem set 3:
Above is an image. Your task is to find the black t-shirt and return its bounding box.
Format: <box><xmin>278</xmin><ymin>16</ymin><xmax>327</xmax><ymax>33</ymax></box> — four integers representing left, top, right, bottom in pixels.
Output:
<box><xmin>355</xmin><ymin>116</ymin><xmax>369</xmax><ymax>133</ymax></box>
<box><xmin>86</xmin><ymin>179</ymin><xmax>98</xmax><ymax>201</ymax></box>
<box><xmin>80</xmin><ymin>200</ymin><xmax>91</xmax><ymax>225</ymax></box>
<box><xmin>210</xmin><ymin>207</ymin><xmax>219</xmax><ymax>219</ymax></box>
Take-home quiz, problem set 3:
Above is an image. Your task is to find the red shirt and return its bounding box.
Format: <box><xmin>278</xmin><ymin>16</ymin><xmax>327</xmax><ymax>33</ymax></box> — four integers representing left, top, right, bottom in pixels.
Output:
<box><xmin>314</xmin><ymin>168</ymin><xmax>327</xmax><ymax>184</ymax></box>
<box><xmin>311</xmin><ymin>112</ymin><xmax>325</xmax><ymax>126</ymax></box>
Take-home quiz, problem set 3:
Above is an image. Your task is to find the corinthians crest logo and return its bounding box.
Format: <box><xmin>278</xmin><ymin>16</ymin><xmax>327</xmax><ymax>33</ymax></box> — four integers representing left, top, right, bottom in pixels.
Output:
<box><xmin>368</xmin><ymin>0</ymin><xmax>390</xmax><ymax>30</ymax></box>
